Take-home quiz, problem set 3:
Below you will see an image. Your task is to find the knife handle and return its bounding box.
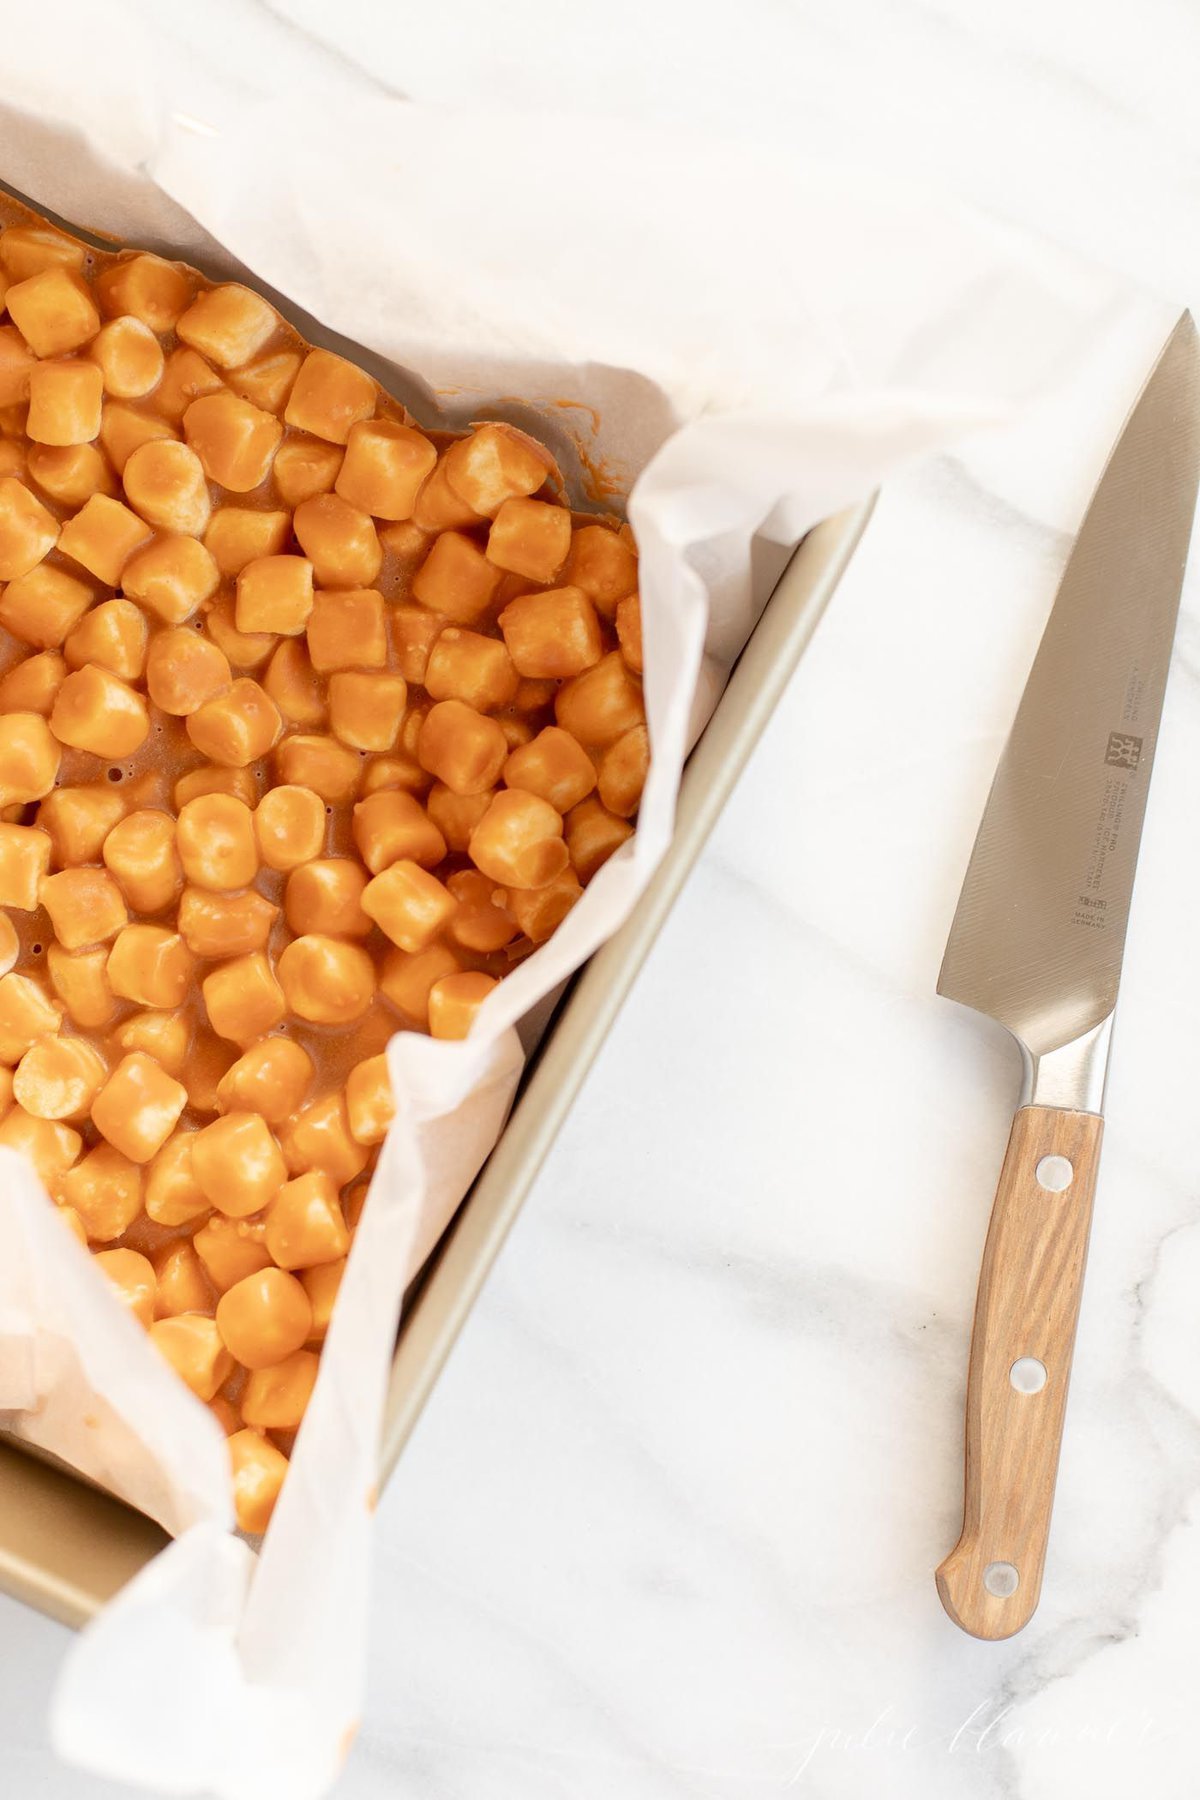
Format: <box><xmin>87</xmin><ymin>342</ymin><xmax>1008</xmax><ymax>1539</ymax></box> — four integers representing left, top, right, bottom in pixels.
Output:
<box><xmin>936</xmin><ymin>1104</ymin><xmax>1103</xmax><ymax>1639</ymax></box>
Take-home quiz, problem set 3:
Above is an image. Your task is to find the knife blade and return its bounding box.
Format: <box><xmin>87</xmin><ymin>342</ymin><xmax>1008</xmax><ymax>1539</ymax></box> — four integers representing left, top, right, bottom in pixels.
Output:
<box><xmin>935</xmin><ymin>312</ymin><xmax>1200</xmax><ymax>1640</ymax></box>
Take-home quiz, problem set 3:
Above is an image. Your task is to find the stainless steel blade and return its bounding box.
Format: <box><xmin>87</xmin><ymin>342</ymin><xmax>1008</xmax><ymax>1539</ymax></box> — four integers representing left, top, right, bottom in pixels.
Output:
<box><xmin>939</xmin><ymin>313</ymin><xmax>1200</xmax><ymax>1058</ymax></box>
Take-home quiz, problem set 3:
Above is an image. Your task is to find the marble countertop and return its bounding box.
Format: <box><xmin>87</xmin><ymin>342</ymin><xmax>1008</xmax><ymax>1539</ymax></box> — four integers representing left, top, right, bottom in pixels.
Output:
<box><xmin>5</xmin><ymin>3</ymin><xmax>1200</xmax><ymax>1797</ymax></box>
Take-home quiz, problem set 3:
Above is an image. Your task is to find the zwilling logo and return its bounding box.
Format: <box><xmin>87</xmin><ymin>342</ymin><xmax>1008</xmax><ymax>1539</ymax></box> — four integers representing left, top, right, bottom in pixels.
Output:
<box><xmin>1105</xmin><ymin>732</ymin><xmax>1143</xmax><ymax>770</ymax></box>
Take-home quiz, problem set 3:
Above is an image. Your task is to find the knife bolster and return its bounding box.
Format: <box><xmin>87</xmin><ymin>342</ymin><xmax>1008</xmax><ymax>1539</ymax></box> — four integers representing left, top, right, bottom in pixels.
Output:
<box><xmin>1018</xmin><ymin>1012</ymin><xmax>1113</xmax><ymax>1114</ymax></box>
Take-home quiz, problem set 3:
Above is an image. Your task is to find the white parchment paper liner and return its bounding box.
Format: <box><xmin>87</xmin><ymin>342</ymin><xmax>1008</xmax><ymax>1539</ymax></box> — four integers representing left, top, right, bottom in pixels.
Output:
<box><xmin>0</xmin><ymin>52</ymin><xmax>1145</xmax><ymax>1800</ymax></box>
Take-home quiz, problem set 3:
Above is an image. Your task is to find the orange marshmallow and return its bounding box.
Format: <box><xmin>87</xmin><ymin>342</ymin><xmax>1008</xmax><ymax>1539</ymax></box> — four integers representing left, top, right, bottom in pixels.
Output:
<box><xmin>411</xmin><ymin>530</ymin><xmax>501</xmax><ymax>623</ymax></box>
<box><xmin>417</xmin><ymin>699</ymin><xmax>507</xmax><ymax>796</ymax></box>
<box><xmin>445</xmin><ymin>869</ymin><xmax>518</xmax><ymax>953</ymax></box>
<box><xmin>99</xmin><ymin>402</ymin><xmax>178</xmax><ymax>476</ymax></box>
<box><xmin>63</xmin><ymin>597</ymin><xmax>147</xmax><ymax>682</ymax></box>
<box><xmin>204</xmin><ymin>598</ymin><xmax>277</xmax><ymax>674</ymax></box>
<box><xmin>26</xmin><ymin>441</ymin><xmax>116</xmax><ymax>507</ymax></box>
<box><xmin>345</xmin><ymin>1054</ymin><xmax>395</xmax><ymax>1147</ymax></box>
<box><xmin>425</xmin><ymin>782</ymin><xmax>493</xmax><ymax>854</ymax></box>
<box><xmin>176</xmin><ymin>283</ymin><xmax>279</xmax><ymax>369</ymax></box>
<box><xmin>292</xmin><ymin>492</ymin><xmax>382</xmax><ymax>588</ymax></box>
<box><xmin>216</xmin><ymin>1267</ymin><xmax>312</xmax><ymax>1369</ymax></box>
<box><xmin>0</xmin><ymin>1106</ymin><xmax>80</xmax><ymax>1185</ymax></box>
<box><xmin>443</xmin><ymin>422</ymin><xmax>553</xmax><ymax>517</ymax></box>
<box><xmin>5</xmin><ymin>266</ymin><xmax>99</xmax><ymax>358</ymax></box>
<box><xmin>306</xmin><ymin>587</ymin><xmax>388</xmax><ymax>672</ymax></box>
<box><xmin>228</xmin><ymin>1428</ymin><xmax>290</xmax><ymax>1532</ymax></box>
<box><xmin>145</xmin><ymin>628</ymin><xmax>231</xmax><ymax>715</ymax></box>
<box><xmin>193</xmin><ymin>1215</ymin><xmax>272</xmax><ymax>1293</ymax></box>
<box><xmin>254</xmin><ymin>784</ymin><xmax>326</xmax><ymax>872</ymax></box>
<box><xmin>468</xmin><ymin>789</ymin><xmax>569</xmax><ymax>890</ymax></box>
<box><xmin>50</xmin><ymin>664</ymin><xmax>150</xmax><ymax>758</ymax></box>
<box><xmin>185</xmin><ymin>678</ymin><xmax>282</xmax><ymax>767</ymax></box>
<box><xmin>0</xmin><ymin>711</ymin><xmax>61</xmax><ymax>803</ymax></box>
<box><xmin>0</xmin><ymin>564</ymin><xmax>93</xmax><ymax>649</ymax></box>
<box><xmin>58</xmin><ymin>1143</ymin><xmax>140</xmax><ymax>1239</ymax></box>
<box><xmin>184</xmin><ymin>390</ymin><xmax>282</xmax><ymax>492</ymax></box>
<box><xmin>563</xmin><ymin>522</ymin><xmax>639</xmax><ymax>617</ymax></box>
<box><xmin>498</xmin><ymin>584</ymin><xmax>603</xmax><ymax>680</ymax></box>
<box><xmin>95</xmin><ymin>254</ymin><xmax>192</xmax><ymax>332</ymax></box>
<box><xmin>277</xmin><ymin>1091</ymin><xmax>369</xmax><ymax>1186</ymax></box>
<box><xmin>0</xmin><ymin>822</ymin><xmax>51</xmax><ymax>909</ymax></box>
<box><xmin>301</xmin><ymin>1257</ymin><xmax>345</xmax><ymax>1343</ymax></box>
<box><xmin>486</xmin><ymin>495</ymin><xmax>571</xmax><ymax>581</ymax></box>
<box><xmin>59</xmin><ymin>493</ymin><xmax>153</xmax><ymax>584</ymax></box>
<box><xmin>425</xmin><ymin>627</ymin><xmax>518</xmax><ymax>712</ymax></box>
<box><xmin>335</xmin><ymin>419</ymin><xmax>436</xmax><ymax>518</ymax></box>
<box><xmin>88</xmin><ymin>317</ymin><xmax>164</xmax><ymax>400</ymax></box>
<box><xmin>192</xmin><ymin>1110</ymin><xmax>287</xmax><ymax>1219</ymax></box>
<box><xmin>26</xmin><ymin>359</ymin><xmax>104</xmax><ymax>447</ymax></box>
<box><xmin>241</xmin><ymin>1348</ymin><xmax>319</xmax><ymax>1431</ymax></box>
<box><xmin>352</xmin><ymin>788</ymin><xmax>446</xmax><ymax>875</ymax></box>
<box><xmin>0</xmin><ymin>476</ymin><xmax>58</xmax><ymax>578</ymax></box>
<box><xmin>264</xmin><ymin>1170</ymin><xmax>350</xmax><ymax>1270</ymax></box>
<box><xmin>102</xmin><ymin>809</ymin><xmax>183</xmax><ymax>912</ymax></box>
<box><xmin>236</xmin><ymin>556</ymin><xmax>314</xmax><ymax>636</ymax></box>
<box><xmin>176</xmin><ymin>793</ymin><xmax>258</xmax><ymax>891</ymax></box>
<box><xmin>226</xmin><ymin>350</ymin><xmax>300</xmax><ymax>415</ymax></box>
<box><xmin>153</xmin><ymin>1240</ymin><xmax>214</xmax><ymax>1317</ymax></box>
<box><xmin>412</xmin><ymin>455</ymin><xmax>486</xmax><ymax>532</ymax></box>
<box><xmin>361</xmin><ymin>860</ymin><xmax>456</xmax><ymax>952</ymax></box>
<box><xmin>328</xmin><ymin>670</ymin><xmax>407</xmax><ymax>752</ymax></box>
<box><xmin>177</xmin><ymin>886</ymin><xmax>278</xmax><ymax>959</ymax></box>
<box><xmin>114</xmin><ymin>1012</ymin><xmax>189</xmax><ymax>1081</ymax></box>
<box><xmin>273</xmin><ymin>436</ymin><xmax>343</xmax><ymax>508</ymax></box>
<box><xmin>565</xmin><ymin>796</ymin><xmax>635</xmax><ymax>881</ymax></box>
<box><xmin>94</xmin><ymin>1247</ymin><xmax>156</xmax><ymax>1328</ymax></box>
<box><xmin>202</xmin><ymin>952</ymin><xmax>286</xmax><ymax>1046</ymax></box>
<box><xmin>262</xmin><ymin>639</ymin><xmax>327</xmax><ymax>728</ymax></box>
<box><xmin>428</xmin><ymin>971</ymin><xmax>499</xmax><ymax>1040</ymax></box>
<box><xmin>277</xmin><ymin>933</ymin><xmax>376</xmax><ymax>1025</ymax></box>
<box><xmin>0</xmin><ymin>648</ymin><xmax>66</xmax><ymax>716</ymax></box>
<box><xmin>284</xmin><ymin>858</ymin><xmax>371</xmax><ymax>937</ymax></box>
<box><xmin>216</xmin><ymin>1037</ymin><xmax>314</xmax><ymax>1127</ymax></box>
<box><xmin>284</xmin><ymin>348</ymin><xmax>376</xmax><ymax>445</ymax></box>
<box><xmin>555</xmin><ymin>651</ymin><xmax>645</xmax><ymax>747</ymax></box>
<box><xmin>122</xmin><ymin>533</ymin><xmax>220</xmax><ymax>623</ymax></box>
<box><xmin>506</xmin><ymin>866</ymin><xmax>583</xmax><ymax>943</ymax></box>
<box><xmin>46</xmin><ymin>945</ymin><xmax>116</xmax><ymax>1030</ymax></box>
<box><xmin>598</xmin><ymin>724</ymin><xmax>650</xmax><ymax>817</ymax></box>
<box><xmin>122</xmin><ymin>440</ymin><xmax>211</xmax><ymax>535</ymax></box>
<box><xmin>40</xmin><ymin>866</ymin><xmax>127</xmax><ymax>950</ymax></box>
<box><xmin>0</xmin><ymin>225</ymin><xmax>85</xmax><ymax>282</ymax></box>
<box><xmin>106</xmin><ymin>924</ymin><xmax>193</xmax><ymax>1009</ymax></box>
<box><xmin>379</xmin><ymin>942</ymin><xmax>462</xmax><ymax>1028</ymax></box>
<box><xmin>390</xmin><ymin>603</ymin><xmax>444</xmax><ymax>684</ymax></box>
<box><xmin>152</xmin><ymin>347</ymin><xmax>225</xmax><ymax>425</ymax></box>
<box><xmin>91</xmin><ymin>1051</ymin><xmax>187</xmax><ymax>1163</ymax></box>
<box><xmin>504</xmin><ymin>726</ymin><xmax>597</xmax><ymax>812</ymax></box>
<box><xmin>13</xmin><ymin>1035</ymin><xmax>107</xmax><ymax>1121</ymax></box>
<box><xmin>204</xmin><ymin>506</ymin><xmax>291</xmax><ymax>575</ymax></box>
<box><xmin>150</xmin><ymin>1314</ymin><xmax>233</xmax><ymax>1402</ymax></box>
<box><xmin>273</xmin><ymin>733</ymin><xmax>361</xmax><ymax>803</ymax></box>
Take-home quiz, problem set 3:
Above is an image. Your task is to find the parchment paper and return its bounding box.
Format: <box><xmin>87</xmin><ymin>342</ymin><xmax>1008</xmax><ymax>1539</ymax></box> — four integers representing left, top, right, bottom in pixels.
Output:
<box><xmin>0</xmin><ymin>48</ymin><xmax>1142</xmax><ymax>1799</ymax></box>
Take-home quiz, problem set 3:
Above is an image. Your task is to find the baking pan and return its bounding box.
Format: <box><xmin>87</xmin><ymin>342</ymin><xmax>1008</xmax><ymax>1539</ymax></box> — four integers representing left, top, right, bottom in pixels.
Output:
<box><xmin>0</xmin><ymin>498</ymin><xmax>875</xmax><ymax>1628</ymax></box>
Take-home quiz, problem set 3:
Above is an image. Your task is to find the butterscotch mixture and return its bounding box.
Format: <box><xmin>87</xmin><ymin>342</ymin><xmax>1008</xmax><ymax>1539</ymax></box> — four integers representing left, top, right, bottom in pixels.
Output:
<box><xmin>0</xmin><ymin>207</ymin><xmax>647</xmax><ymax>1531</ymax></box>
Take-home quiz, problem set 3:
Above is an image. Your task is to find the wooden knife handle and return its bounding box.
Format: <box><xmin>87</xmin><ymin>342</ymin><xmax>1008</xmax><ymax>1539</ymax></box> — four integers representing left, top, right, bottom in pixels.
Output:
<box><xmin>936</xmin><ymin>1104</ymin><xmax>1103</xmax><ymax>1639</ymax></box>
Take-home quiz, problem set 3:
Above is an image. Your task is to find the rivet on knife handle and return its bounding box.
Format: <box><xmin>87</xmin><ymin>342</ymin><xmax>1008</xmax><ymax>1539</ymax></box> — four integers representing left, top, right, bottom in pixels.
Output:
<box><xmin>936</xmin><ymin>1105</ymin><xmax>1102</xmax><ymax>1639</ymax></box>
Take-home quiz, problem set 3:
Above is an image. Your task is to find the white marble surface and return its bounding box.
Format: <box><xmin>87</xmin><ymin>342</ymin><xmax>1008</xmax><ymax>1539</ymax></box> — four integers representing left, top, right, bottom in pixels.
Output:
<box><xmin>6</xmin><ymin>2</ymin><xmax>1200</xmax><ymax>1796</ymax></box>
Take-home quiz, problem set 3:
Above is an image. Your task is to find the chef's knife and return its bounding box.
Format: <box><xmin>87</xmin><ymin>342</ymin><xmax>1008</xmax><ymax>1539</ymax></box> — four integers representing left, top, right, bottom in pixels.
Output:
<box><xmin>936</xmin><ymin>312</ymin><xmax>1200</xmax><ymax>1640</ymax></box>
